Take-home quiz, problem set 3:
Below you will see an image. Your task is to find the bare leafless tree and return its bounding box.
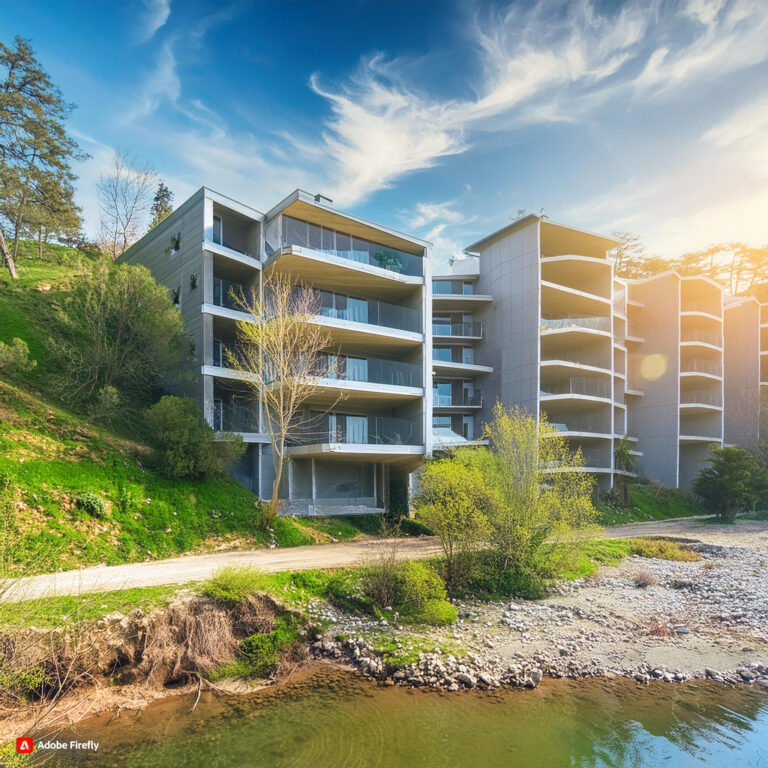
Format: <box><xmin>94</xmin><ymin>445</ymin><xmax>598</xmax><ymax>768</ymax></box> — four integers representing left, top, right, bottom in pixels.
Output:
<box><xmin>96</xmin><ymin>151</ymin><xmax>157</xmax><ymax>259</ymax></box>
<box><xmin>229</xmin><ymin>273</ymin><xmax>344</xmax><ymax>528</ymax></box>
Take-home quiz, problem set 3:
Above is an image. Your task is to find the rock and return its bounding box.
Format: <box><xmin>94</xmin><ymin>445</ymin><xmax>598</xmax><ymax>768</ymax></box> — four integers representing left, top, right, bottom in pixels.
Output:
<box><xmin>675</xmin><ymin>626</ymin><xmax>690</xmax><ymax>634</ymax></box>
<box><xmin>457</xmin><ymin>673</ymin><xmax>477</xmax><ymax>688</ymax></box>
<box><xmin>530</xmin><ymin>668</ymin><xmax>543</xmax><ymax>685</ymax></box>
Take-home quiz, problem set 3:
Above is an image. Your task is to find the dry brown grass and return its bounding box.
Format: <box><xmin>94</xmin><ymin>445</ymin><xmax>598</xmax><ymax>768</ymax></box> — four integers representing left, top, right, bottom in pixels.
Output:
<box><xmin>633</xmin><ymin>570</ymin><xmax>658</xmax><ymax>588</ymax></box>
<box><xmin>648</xmin><ymin>617</ymin><xmax>672</xmax><ymax>636</ymax></box>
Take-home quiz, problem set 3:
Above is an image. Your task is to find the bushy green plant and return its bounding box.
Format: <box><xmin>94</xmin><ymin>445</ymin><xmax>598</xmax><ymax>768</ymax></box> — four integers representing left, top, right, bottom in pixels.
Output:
<box><xmin>629</xmin><ymin>537</ymin><xmax>700</xmax><ymax>562</ymax></box>
<box><xmin>75</xmin><ymin>491</ymin><xmax>107</xmax><ymax>518</ymax></box>
<box><xmin>396</xmin><ymin>560</ymin><xmax>447</xmax><ymax>610</ymax></box>
<box><xmin>0</xmin><ymin>337</ymin><xmax>36</xmax><ymax>373</ymax></box>
<box><xmin>413</xmin><ymin>599</ymin><xmax>458</xmax><ymax>626</ymax></box>
<box><xmin>239</xmin><ymin>615</ymin><xmax>301</xmax><ymax>677</ymax></box>
<box><xmin>202</xmin><ymin>565</ymin><xmax>269</xmax><ymax>605</ymax></box>
<box><xmin>145</xmin><ymin>395</ymin><xmax>245</xmax><ymax>479</ymax></box>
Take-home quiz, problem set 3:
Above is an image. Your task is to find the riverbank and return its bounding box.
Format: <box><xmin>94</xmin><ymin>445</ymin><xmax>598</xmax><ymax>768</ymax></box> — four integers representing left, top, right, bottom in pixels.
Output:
<box><xmin>309</xmin><ymin>521</ymin><xmax>768</xmax><ymax>689</ymax></box>
<box><xmin>2</xmin><ymin>520</ymin><xmax>767</xmax><ymax>744</ymax></box>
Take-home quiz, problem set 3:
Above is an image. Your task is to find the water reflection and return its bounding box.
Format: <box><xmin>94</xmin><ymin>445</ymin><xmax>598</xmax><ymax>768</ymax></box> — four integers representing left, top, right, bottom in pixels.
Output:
<box><xmin>46</xmin><ymin>669</ymin><xmax>768</xmax><ymax>768</ymax></box>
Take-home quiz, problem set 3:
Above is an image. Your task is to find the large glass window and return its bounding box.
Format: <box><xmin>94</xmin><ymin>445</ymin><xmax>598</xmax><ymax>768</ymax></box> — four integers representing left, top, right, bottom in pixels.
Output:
<box><xmin>432</xmin><ymin>316</ymin><xmax>452</xmax><ymax>336</ymax></box>
<box><xmin>433</xmin><ymin>346</ymin><xmax>452</xmax><ymax>361</ymax></box>
<box><xmin>462</xmin><ymin>347</ymin><xmax>474</xmax><ymax>364</ymax></box>
<box><xmin>463</xmin><ymin>281</ymin><xmax>474</xmax><ymax>295</ymax></box>
<box><xmin>433</xmin><ymin>280</ymin><xmax>451</xmax><ymax>295</ymax></box>
<box><xmin>213</xmin><ymin>216</ymin><xmax>222</xmax><ymax>245</ymax></box>
<box><xmin>433</xmin><ymin>415</ymin><xmax>451</xmax><ymax>429</ymax></box>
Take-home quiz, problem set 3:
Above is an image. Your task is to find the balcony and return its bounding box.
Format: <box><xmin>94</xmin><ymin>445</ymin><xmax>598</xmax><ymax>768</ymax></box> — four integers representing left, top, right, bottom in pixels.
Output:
<box><xmin>680</xmin><ymin>359</ymin><xmax>723</xmax><ymax>378</ymax></box>
<box><xmin>540</xmin><ymin>377</ymin><xmax>611</xmax><ymax>400</ymax></box>
<box><xmin>319</xmin><ymin>290</ymin><xmax>421</xmax><ymax>333</ymax></box>
<box><xmin>681</xmin><ymin>330</ymin><xmax>722</xmax><ymax>348</ymax></box>
<box><xmin>540</xmin><ymin>316</ymin><xmax>611</xmax><ymax>333</ymax></box>
<box><xmin>679</xmin><ymin>389</ymin><xmax>723</xmax><ymax>412</ymax></box>
<box><xmin>681</xmin><ymin>300</ymin><xmax>721</xmax><ymax>318</ymax></box>
<box><xmin>432</xmin><ymin>280</ymin><xmax>493</xmax><ymax>310</ymax></box>
<box><xmin>433</xmin><ymin>391</ymin><xmax>484</xmax><ymax>409</ymax></box>
<box><xmin>320</xmin><ymin>355</ymin><xmax>421</xmax><ymax>388</ymax></box>
<box><xmin>211</xmin><ymin>402</ymin><xmax>264</xmax><ymax>440</ymax></box>
<box><xmin>546</xmin><ymin>418</ymin><xmax>611</xmax><ymax>437</ymax></box>
<box><xmin>432</xmin><ymin>322</ymin><xmax>483</xmax><ymax>340</ymax></box>
<box><xmin>213</xmin><ymin>277</ymin><xmax>245</xmax><ymax>310</ymax></box>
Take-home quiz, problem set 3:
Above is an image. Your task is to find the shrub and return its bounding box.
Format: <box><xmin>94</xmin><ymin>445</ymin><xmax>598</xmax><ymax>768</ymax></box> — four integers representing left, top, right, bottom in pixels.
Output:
<box><xmin>629</xmin><ymin>538</ymin><xmax>700</xmax><ymax>562</ymax></box>
<box><xmin>633</xmin><ymin>570</ymin><xmax>657</xmax><ymax>588</ymax></box>
<box><xmin>145</xmin><ymin>395</ymin><xmax>245</xmax><ymax>479</ymax></box>
<box><xmin>75</xmin><ymin>491</ymin><xmax>107</xmax><ymax>518</ymax></box>
<box><xmin>397</xmin><ymin>560</ymin><xmax>447</xmax><ymax>610</ymax></box>
<box><xmin>413</xmin><ymin>599</ymin><xmax>457</xmax><ymax>626</ymax></box>
<box><xmin>239</xmin><ymin>615</ymin><xmax>301</xmax><ymax>677</ymax></box>
<box><xmin>692</xmin><ymin>446</ymin><xmax>768</xmax><ymax>521</ymax></box>
<box><xmin>468</xmin><ymin>555</ymin><xmax>549</xmax><ymax>599</ymax></box>
<box><xmin>203</xmin><ymin>565</ymin><xmax>269</xmax><ymax>605</ymax></box>
<box><xmin>0</xmin><ymin>337</ymin><xmax>36</xmax><ymax>373</ymax></box>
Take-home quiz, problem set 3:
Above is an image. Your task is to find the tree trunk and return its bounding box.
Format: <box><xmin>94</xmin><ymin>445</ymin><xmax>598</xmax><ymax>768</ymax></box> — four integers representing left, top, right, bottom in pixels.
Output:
<box><xmin>267</xmin><ymin>447</ymin><xmax>284</xmax><ymax>529</ymax></box>
<box><xmin>0</xmin><ymin>229</ymin><xmax>18</xmax><ymax>280</ymax></box>
<box><xmin>621</xmin><ymin>478</ymin><xmax>630</xmax><ymax>507</ymax></box>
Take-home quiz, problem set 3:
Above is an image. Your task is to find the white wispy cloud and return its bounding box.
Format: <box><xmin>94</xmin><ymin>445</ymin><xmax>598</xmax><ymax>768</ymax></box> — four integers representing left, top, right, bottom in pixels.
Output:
<box><xmin>128</xmin><ymin>39</ymin><xmax>180</xmax><ymax>120</ymax></box>
<box><xmin>408</xmin><ymin>201</ymin><xmax>465</xmax><ymax>230</ymax></box>
<box><xmin>138</xmin><ymin>0</ymin><xmax>171</xmax><ymax>43</ymax></box>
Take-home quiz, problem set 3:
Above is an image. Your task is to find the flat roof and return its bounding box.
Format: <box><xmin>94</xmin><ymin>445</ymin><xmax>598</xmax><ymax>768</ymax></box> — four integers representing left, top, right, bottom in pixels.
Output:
<box><xmin>464</xmin><ymin>214</ymin><xmax>619</xmax><ymax>255</ymax></box>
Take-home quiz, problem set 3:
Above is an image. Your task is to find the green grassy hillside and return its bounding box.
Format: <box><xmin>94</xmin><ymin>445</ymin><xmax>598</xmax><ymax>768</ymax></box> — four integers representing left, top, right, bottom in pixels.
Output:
<box><xmin>597</xmin><ymin>482</ymin><xmax>705</xmax><ymax>525</ymax></box>
<box><xmin>0</xmin><ymin>250</ymin><xmax>384</xmax><ymax>574</ymax></box>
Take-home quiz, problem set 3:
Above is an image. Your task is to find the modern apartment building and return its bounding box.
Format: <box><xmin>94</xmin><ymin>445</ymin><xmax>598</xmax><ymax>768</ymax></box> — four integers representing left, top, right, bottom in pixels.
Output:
<box><xmin>450</xmin><ymin>214</ymin><xmax>762</xmax><ymax>491</ymax></box>
<box><xmin>460</xmin><ymin>215</ymin><xmax>632</xmax><ymax>491</ymax></box>
<box><xmin>120</xmin><ymin>187</ymin><xmax>432</xmax><ymax>516</ymax></box>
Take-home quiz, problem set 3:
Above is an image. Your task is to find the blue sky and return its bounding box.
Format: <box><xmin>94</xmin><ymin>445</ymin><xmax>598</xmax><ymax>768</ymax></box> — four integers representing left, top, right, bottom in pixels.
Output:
<box><xmin>3</xmin><ymin>0</ymin><xmax>768</xmax><ymax>266</ymax></box>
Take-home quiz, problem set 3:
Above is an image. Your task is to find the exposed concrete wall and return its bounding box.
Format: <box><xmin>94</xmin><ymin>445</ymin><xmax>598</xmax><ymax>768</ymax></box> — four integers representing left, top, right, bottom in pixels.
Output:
<box><xmin>724</xmin><ymin>300</ymin><xmax>760</xmax><ymax>448</ymax></box>
<box><xmin>627</xmin><ymin>274</ymin><xmax>680</xmax><ymax>487</ymax></box>
<box><xmin>475</xmin><ymin>219</ymin><xmax>541</xmax><ymax>422</ymax></box>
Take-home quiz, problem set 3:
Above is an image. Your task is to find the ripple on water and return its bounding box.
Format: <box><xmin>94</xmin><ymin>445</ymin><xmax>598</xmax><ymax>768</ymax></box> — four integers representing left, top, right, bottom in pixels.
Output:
<box><xmin>46</xmin><ymin>669</ymin><xmax>768</xmax><ymax>768</ymax></box>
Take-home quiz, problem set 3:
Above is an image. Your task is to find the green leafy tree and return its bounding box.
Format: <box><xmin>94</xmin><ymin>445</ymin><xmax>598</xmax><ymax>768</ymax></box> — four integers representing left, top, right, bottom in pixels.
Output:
<box><xmin>145</xmin><ymin>396</ymin><xmax>244</xmax><ymax>479</ymax></box>
<box><xmin>481</xmin><ymin>403</ymin><xmax>599</xmax><ymax>581</ymax></box>
<box><xmin>48</xmin><ymin>261</ymin><xmax>187</xmax><ymax>412</ymax></box>
<box><xmin>0</xmin><ymin>36</ymin><xmax>86</xmax><ymax>277</ymax></box>
<box><xmin>414</xmin><ymin>456</ymin><xmax>495</xmax><ymax>588</ymax></box>
<box><xmin>149</xmin><ymin>181</ymin><xmax>174</xmax><ymax>230</ymax></box>
<box><xmin>692</xmin><ymin>446</ymin><xmax>767</xmax><ymax>521</ymax></box>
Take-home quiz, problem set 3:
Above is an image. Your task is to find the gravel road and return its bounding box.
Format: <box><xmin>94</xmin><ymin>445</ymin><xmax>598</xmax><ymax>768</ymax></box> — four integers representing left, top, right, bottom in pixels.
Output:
<box><xmin>4</xmin><ymin>516</ymin><xmax>765</xmax><ymax>602</ymax></box>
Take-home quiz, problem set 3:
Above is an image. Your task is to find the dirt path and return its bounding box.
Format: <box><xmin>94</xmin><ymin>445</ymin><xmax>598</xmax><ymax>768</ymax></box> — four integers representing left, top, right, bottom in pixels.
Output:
<box><xmin>4</xmin><ymin>517</ymin><xmax>766</xmax><ymax>602</ymax></box>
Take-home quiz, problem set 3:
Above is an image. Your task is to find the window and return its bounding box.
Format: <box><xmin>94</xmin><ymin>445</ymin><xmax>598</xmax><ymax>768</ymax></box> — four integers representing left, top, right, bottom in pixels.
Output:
<box><xmin>212</xmin><ymin>399</ymin><xmax>223</xmax><ymax>431</ymax></box>
<box><xmin>432</xmin><ymin>316</ymin><xmax>451</xmax><ymax>336</ymax></box>
<box><xmin>433</xmin><ymin>346</ymin><xmax>452</xmax><ymax>362</ymax></box>
<box><xmin>462</xmin><ymin>281</ymin><xmax>474</xmax><ymax>295</ymax></box>
<box><xmin>433</xmin><ymin>415</ymin><xmax>451</xmax><ymax>429</ymax></box>
<box><xmin>213</xmin><ymin>339</ymin><xmax>222</xmax><ymax>367</ymax></box>
<box><xmin>213</xmin><ymin>215</ymin><xmax>222</xmax><ymax>245</ymax></box>
<box><xmin>462</xmin><ymin>347</ymin><xmax>474</xmax><ymax>364</ymax></box>
<box><xmin>433</xmin><ymin>381</ymin><xmax>451</xmax><ymax>406</ymax></box>
<box><xmin>433</xmin><ymin>280</ymin><xmax>451</xmax><ymax>295</ymax></box>
<box><xmin>463</xmin><ymin>416</ymin><xmax>474</xmax><ymax>440</ymax></box>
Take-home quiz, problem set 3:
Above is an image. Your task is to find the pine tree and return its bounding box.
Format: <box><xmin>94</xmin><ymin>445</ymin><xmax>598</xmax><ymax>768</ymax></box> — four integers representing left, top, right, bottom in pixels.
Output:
<box><xmin>149</xmin><ymin>181</ymin><xmax>174</xmax><ymax>230</ymax></box>
<box><xmin>0</xmin><ymin>36</ymin><xmax>85</xmax><ymax>277</ymax></box>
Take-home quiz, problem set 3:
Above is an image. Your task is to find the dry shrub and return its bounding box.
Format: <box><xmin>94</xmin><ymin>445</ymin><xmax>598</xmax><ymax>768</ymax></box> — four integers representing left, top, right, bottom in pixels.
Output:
<box><xmin>633</xmin><ymin>570</ymin><xmax>657</xmax><ymax>588</ymax></box>
<box><xmin>649</xmin><ymin>617</ymin><xmax>672</xmax><ymax>637</ymax></box>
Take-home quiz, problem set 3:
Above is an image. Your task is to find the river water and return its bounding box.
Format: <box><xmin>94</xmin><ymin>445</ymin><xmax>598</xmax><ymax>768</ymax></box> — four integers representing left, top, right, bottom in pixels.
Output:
<box><xmin>45</xmin><ymin>668</ymin><xmax>768</xmax><ymax>768</ymax></box>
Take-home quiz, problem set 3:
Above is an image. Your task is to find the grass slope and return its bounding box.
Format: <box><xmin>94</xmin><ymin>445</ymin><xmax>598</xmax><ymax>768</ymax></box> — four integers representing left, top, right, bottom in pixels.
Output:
<box><xmin>597</xmin><ymin>482</ymin><xmax>705</xmax><ymax>525</ymax></box>
<box><xmin>0</xmin><ymin>250</ymin><xmax>386</xmax><ymax>574</ymax></box>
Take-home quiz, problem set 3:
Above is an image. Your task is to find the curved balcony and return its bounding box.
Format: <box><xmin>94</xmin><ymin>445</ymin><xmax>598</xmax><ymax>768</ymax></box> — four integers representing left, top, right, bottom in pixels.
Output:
<box><xmin>539</xmin><ymin>354</ymin><xmax>612</xmax><ymax>378</ymax></box>
<box><xmin>680</xmin><ymin>329</ymin><xmax>722</xmax><ymax>351</ymax></box>
<box><xmin>432</xmin><ymin>359</ymin><xmax>493</xmax><ymax>377</ymax></box>
<box><xmin>433</xmin><ymin>390</ymin><xmax>484</xmax><ymax>410</ymax></box>
<box><xmin>545</xmin><ymin>420</ymin><xmax>612</xmax><ymax>440</ymax></box>
<box><xmin>681</xmin><ymin>300</ymin><xmax>722</xmax><ymax>322</ymax></box>
<box><xmin>541</xmin><ymin>280</ymin><xmax>611</xmax><ymax>316</ymax></box>
<box><xmin>679</xmin><ymin>389</ymin><xmax>723</xmax><ymax>414</ymax></box>
<box><xmin>540</xmin><ymin>377</ymin><xmax>612</xmax><ymax>407</ymax></box>
<box><xmin>540</xmin><ymin>316</ymin><xmax>612</xmax><ymax>351</ymax></box>
<box><xmin>680</xmin><ymin>359</ymin><xmax>723</xmax><ymax>382</ymax></box>
<box><xmin>540</xmin><ymin>255</ymin><xmax>612</xmax><ymax>299</ymax></box>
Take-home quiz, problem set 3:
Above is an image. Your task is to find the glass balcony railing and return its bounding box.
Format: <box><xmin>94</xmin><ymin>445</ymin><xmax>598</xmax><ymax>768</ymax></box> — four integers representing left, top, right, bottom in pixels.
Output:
<box><xmin>212</xmin><ymin>277</ymin><xmax>245</xmax><ymax>311</ymax></box>
<box><xmin>320</xmin><ymin>355</ymin><xmax>422</xmax><ymax>388</ymax></box>
<box><xmin>432</xmin><ymin>322</ymin><xmax>483</xmax><ymax>338</ymax></box>
<box><xmin>680</xmin><ymin>390</ymin><xmax>722</xmax><ymax>406</ymax></box>
<box><xmin>212</xmin><ymin>401</ymin><xmax>260</xmax><ymax>433</ymax></box>
<box><xmin>540</xmin><ymin>316</ymin><xmax>611</xmax><ymax>332</ymax></box>
<box><xmin>291</xmin><ymin>415</ymin><xmax>421</xmax><ymax>446</ymax></box>
<box><xmin>540</xmin><ymin>377</ymin><xmax>611</xmax><ymax>398</ymax></box>
<box><xmin>433</xmin><ymin>391</ymin><xmax>484</xmax><ymax>407</ymax></box>
<box><xmin>540</xmin><ymin>351</ymin><xmax>609</xmax><ymax>369</ymax></box>
<box><xmin>318</xmin><ymin>290</ymin><xmax>421</xmax><ymax>333</ymax></box>
<box><xmin>278</xmin><ymin>215</ymin><xmax>422</xmax><ymax>277</ymax></box>
<box><xmin>681</xmin><ymin>359</ymin><xmax>723</xmax><ymax>376</ymax></box>
<box><xmin>681</xmin><ymin>330</ymin><xmax>722</xmax><ymax>346</ymax></box>
<box><xmin>548</xmin><ymin>418</ymin><xmax>610</xmax><ymax>434</ymax></box>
